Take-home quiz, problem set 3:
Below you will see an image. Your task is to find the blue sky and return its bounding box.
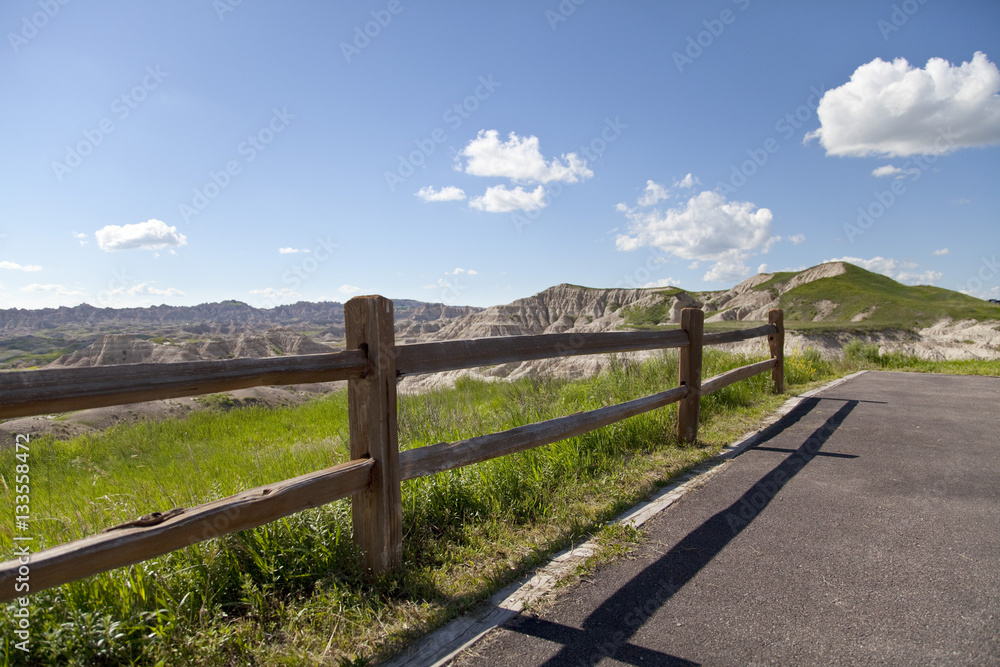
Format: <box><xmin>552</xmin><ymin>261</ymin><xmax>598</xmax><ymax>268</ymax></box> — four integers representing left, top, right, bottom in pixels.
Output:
<box><xmin>2</xmin><ymin>0</ymin><xmax>998</xmax><ymax>310</ymax></box>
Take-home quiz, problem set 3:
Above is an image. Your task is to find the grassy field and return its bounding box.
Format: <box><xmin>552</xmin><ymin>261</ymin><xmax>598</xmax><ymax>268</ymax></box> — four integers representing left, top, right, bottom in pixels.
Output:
<box><xmin>619</xmin><ymin>262</ymin><xmax>1000</xmax><ymax>331</ymax></box>
<box><xmin>1</xmin><ymin>346</ymin><xmax>997</xmax><ymax>665</ymax></box>
<box><xmin>776</xmin><ymin>263</ymin><xmax>1000</xmax><ymax>327</ymax></box>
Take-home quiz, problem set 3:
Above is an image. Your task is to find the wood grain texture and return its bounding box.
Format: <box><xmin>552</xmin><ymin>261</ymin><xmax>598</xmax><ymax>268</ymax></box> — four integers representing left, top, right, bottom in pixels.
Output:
<box><xmin>768</xmin><ymin>309</ymin><xmax>785</xmax><ymax>393</ymax></box>
<box><xmin>346</xmin><ymin>296</ymin><xmax>403</xmax><ymax>574</ymax></box>
<box><xmin>677</xmin><ymin>308</ymin><xmax>705</xmax><ymax>444</ymax></box>
<box><xmin>702</xmin><ymin>324</ymin><xmax>777</xmax><ymax>347</ymax></box>
<box><xmin>0</xmin><ymin>458</ymin><xmax>374</xmax><ymax>602</ymax></box>
<box><xmin>700</xmin><ymin>358</ymin><xmax>778</xmax><ymax>396</ymax></box>
<box><xmin>398</xmin><ymin>385</ymin><xmax>688</xmax><ymax>481</ymax></box>
<box><xmin>394</xmin><ymin>329</ymin><xmax>690</xmax><ymax>377</ymax></box>
<box><xmin>0</xmin><ymin>350</ymin><xmax>367</xmax><ymax>419</ymax></box>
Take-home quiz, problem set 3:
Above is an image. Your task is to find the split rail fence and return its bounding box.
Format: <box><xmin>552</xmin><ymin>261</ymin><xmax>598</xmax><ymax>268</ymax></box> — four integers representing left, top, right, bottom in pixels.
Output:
<box><xmin>0</xmin><ymin>296</ymin><xmax>784</xmax><ymax>601</ymax></box>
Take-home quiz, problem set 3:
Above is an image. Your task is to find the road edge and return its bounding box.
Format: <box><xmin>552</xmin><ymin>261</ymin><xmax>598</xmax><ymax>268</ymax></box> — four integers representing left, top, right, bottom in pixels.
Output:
<box><xmin>383</xmin><ymin>370</ymin><xmax>869</xmax><ymax>667</ymax></box>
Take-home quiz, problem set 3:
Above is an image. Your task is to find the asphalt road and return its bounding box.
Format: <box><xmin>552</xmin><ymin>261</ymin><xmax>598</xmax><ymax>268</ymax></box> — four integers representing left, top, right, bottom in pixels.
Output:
<box><xmin>450</xmin><ymin>371</ymin><xmax>1000</xmax><ymax>666</ymax></box>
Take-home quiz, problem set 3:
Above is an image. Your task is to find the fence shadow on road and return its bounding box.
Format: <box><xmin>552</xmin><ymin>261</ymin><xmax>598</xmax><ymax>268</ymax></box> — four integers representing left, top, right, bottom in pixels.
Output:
<box><xmin>504</xmin><ymin>397</ymin><xmax>859</xmax><ymax>667</ymax></box>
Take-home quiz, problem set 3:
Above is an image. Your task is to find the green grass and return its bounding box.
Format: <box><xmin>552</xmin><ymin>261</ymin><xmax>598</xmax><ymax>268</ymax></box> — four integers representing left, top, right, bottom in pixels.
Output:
<box><xmin>0</xmin><ymin>347</ymin><xmax>996</xmax><ymax>664</ymax></box>
<box><xmin>778</xmin><ymin>263</ymin><xmax>1000</xmax><ymax>328</ymax></box>
<box><xmin>619</xmin><ymin>289</ymin><xmax>686</xmax><ymax>327</ymax></box>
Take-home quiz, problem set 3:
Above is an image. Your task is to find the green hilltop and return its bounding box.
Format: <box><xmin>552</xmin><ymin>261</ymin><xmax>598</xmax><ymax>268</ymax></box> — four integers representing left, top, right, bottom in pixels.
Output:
<box><xmin>771</xmin><ymin>263</ymin><xmax>999</xmax><ymax>329</ymax></box>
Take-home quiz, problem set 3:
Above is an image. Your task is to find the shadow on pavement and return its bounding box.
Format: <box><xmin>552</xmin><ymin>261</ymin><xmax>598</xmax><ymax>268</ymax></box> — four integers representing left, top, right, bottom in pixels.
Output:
<box><xmin>506</xmin><ymin>397</ymin><xmax>859</xmax><ymax>667</ymax></box>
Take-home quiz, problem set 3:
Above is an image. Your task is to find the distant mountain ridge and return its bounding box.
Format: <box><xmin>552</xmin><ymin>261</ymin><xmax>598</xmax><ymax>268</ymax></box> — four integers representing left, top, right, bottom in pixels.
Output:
<box><xmin>1</xmin><ymin>261</ymin><xmax>997</xmax><ymax>370</ymax></box>
<box><xmin>0</xmin><ymin>298</ymin><xmax>474</xmax><ymax>335</ymax></box>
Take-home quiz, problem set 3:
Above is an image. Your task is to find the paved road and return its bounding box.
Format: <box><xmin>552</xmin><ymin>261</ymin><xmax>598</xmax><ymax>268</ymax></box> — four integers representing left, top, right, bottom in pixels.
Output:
<box><xmin>450</xmin><ymin>371</ymin><xmax>1000</xmax><ymax>666</ymax></box>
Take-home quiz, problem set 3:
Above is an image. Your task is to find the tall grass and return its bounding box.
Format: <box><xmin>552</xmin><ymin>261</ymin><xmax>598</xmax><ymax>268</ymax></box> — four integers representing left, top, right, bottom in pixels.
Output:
<box><xmin>0</xmin><ymin>346</ymin><xmax>993</xmax><ymax>664</ymax></box>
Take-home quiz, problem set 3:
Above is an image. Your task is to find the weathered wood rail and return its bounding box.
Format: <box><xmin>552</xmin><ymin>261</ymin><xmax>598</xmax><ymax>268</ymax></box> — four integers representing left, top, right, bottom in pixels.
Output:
<box><xmin>0</xmin><ymin>297</ymin><xmax>783</xmax><ymax>601</ymax></box>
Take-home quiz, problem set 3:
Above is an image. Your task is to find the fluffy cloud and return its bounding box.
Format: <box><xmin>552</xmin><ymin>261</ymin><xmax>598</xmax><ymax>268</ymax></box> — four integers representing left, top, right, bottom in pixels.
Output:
<box><xmin>415</xmin><ymin>186</ymin><xmax>466</xmax><ymax>202</ymax></box>
<box><xmin>250</xmin><ymin>287</ymin><xmax>299</xmax><ymax>303</ymax></box>
<box><xmin>279</xmin><ymin>247</ymin><xmax>310</xmax><ymax>254</ymax></box>
<box><xmin>469</xmin><ymin>184</ymin><xmax>547</xmax><ymax>213</ymax></box>
<box><xmin>96</xmin><ymin>219</ymin><xmax>187</xmax><ymax>252</ymax></box>
<box><xmin>458</xmin><ymin>130</ymin><xmax>593</xmax><ymax>184</ymax></box>
<box><xmin>637</xmin><ymin>180</ymin><xmax>670</xmax><ymax>207</ymax></box>
<box><xmin>806</xmin><ymin>52</ymin><xmax>1000</xmax><ymax>157</ymax></box>
<box><xmin>871</xmin><ymin>164</ymin><xmax>920</xmax><ymax>178</ymax></box>
<box><xmin>826</xmin><ymin>256</ymin><xmax>942</xmax><ymax>285</ymax></box>
<box><xmin>932</xmin><ymin>248</ymin><xmax>950</xmax><ymax>256</ymax></box>
<box><xmin>127</xmin><ymin>283</ymin><xmax>184</xmax><ymax>297</ymax></box>
<box><xmin>616</xmin><ymin>187</ymin><xmax>775</xmax><ymax>283</ymax></box>
<box><xmin>787</xmin><ymin>234</ymin><xmax>806</xmax><ymax>245</ymax></box>
<box><xmin>0</xmin><ymin>261</ymin><xmax>42</xmax><ymax>272</ymax></box>
<box><xmin>447</xmin><ymin>268</ymin><xmax>478</xmax><ymax>275</ymax></box>
<box><xmin>72</xmin><ymin>231</ymin><xmax>87</xmax><ymax>245</ymax></box>
<box><xmin>22</xmin><ymin>283</ymin><xmax>87</xmax><ymax>297</ymax></box>
<box><xmin>338</xmin><ymin>284</ymin><xmax>361</xmax><ymax>295</ymax></box>
<box><xmin>634</xmin><ymin>174</ymin><xmax>699</xmax><ymax>207</ymax></box>
<box><xmin>641</xmin><ymin>277</ymin><xmax>682</xmax><ymax>288</ymax></box>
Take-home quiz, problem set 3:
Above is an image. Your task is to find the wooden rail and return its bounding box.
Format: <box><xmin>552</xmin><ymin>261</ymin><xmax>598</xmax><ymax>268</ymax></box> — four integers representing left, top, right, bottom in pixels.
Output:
<box><xmin>0</xmin><ymin>298</ymin><xmax>783</xmax><ymax>601</ymax></box>
<box><xmin>0</xmin><ymin>350</ymin><xmax>368</xmax><ymax>419</ymax></box>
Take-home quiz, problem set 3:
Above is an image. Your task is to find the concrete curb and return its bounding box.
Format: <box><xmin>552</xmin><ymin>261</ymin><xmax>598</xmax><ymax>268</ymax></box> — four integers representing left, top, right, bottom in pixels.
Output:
<box><xmin>383</xmin><ymin>371</ymin><xmax>868</xmax><ymax>667</ymax></box>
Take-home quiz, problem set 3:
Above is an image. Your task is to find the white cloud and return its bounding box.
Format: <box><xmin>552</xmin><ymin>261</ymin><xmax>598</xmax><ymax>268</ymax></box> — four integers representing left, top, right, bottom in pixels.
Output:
<box><xmin>758</xmin><ymin>263</ymin><xmax>769</xmax><ymax>274</ymax></box>
<box><xmin>637</xmin><ymin>180</ymin><xmax>670</xmax><ymax>207</ymax></box>
<box><xmin>127</xmin><ymin>283</ymin><xmax>184</xmax><ymax>297</ymax></box>
<box><xmin>338</xmin><ymin>284</ymin><xmax>362</xmax><ymax>295</ymax></box>
<box><xmin>22</xmin><ymin>283</ymin><xmax>87</xmax><ymax>297</ymax></box>
<box><xmin>72</xmin><ymin>231</ymin><xmax>87</xmax><ymax>245</ymax></box>
<box><xmin>826</xmin><ymin>256</ymin><xmax>942</xmax><ymax>285</ymax></box>
<box><xmin>616</xmin><ymin>187</ymin><xmax>775</xmax><ymax>283</ymax></box>
<box><xmin>447</xmin><ymin>268</ymin><xmax>478</xmax><ymax>275</ymax></box>
<box><xmin>250</xmin><ymin>287</ymin><xmax>300</xmax><ymax>303</ymax></box>
<box><xmin>0</xmin><ymin>261</ymin><xmax>42</xmax><ymax>272</ymax></box>
<box><xmin>629</xmin><ymin>174</ymin><xmax>701</xmax><ymax>209</ymax></box>
<box><xmin>279</xmin><ymin>247</ymin><xmax>310</xmax><ymax>254</ymax></box>
<box><xmin>872</xmin><ymin>164</ymin><xmax>922</xmax><ymax>179</ymax></box>
<box><xmin>458</xmin><ymin>130</ymin><xmax>593</xmax><ymax>184</ymax></box>
<box><xmin>703</xmin><ymin>250</ymin><xmax>752</xmax><ymax>283</ymax></box>
<box><xmin>469</xmin><ymin>184</ymin><xmax>547</xmax><ymax>213</ymax></box>
<box><xmin>674</xmin><ymin>173</ymin><xmax>699</xmax><ymax>189</ymax></box>
<box><xmin>641</xmin><ymin>277</ymin><xmax>681</xmax><ymax>288</ymax></box>
<box><xmin>932</xmin><ymin>248</ymin><xmax>950</xmax><ymax>256</ymax></box>
<box><xmin>806</xmin><ymin>52</ymin><xmax>1000</xmax><ymax>157</ymax></box>
<box><xmin>415</xmin><ymin>186</ymin><xmax>466</xmax><ymax>202</ymax></box>
<box><xmin>96</xmin><ymin>219</ymin><xmax>187</xmax><ymax>252</ymax></box>
<box><xmin>788</xmin><ymin>233</ymin><xmax>806</xmax><ymax>245</ymax></box>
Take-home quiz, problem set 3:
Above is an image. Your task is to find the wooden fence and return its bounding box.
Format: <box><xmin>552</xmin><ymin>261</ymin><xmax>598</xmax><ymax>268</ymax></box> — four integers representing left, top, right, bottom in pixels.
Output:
<box><xmin>0</xmin><ymin>296</ymin><xmax>784</xmax><ymax>601</ymax></box>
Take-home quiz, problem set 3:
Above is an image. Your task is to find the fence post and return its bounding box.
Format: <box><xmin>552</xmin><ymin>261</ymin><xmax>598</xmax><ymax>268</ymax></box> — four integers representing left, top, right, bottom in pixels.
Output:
<box><xmin>345</xmin><ymin>295</ymin><xmax>402</xmax><ymax>573</ymax></box>
<box><xmin>677</xmin><ymin>308</ymin><xmax>704</xmax><ymax>444</ymax></box>
<box><xmin>768</xmin><ymin>309</ymin><xmax>785</xmax><ymax>394</ymax></box>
